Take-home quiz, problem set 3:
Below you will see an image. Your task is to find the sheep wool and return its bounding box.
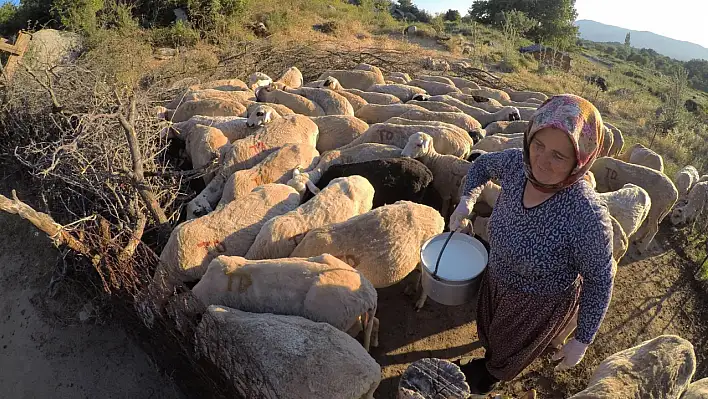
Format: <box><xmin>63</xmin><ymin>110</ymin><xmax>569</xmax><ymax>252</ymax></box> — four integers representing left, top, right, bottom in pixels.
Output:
<box><xmin>192</xmin><ymin>253</ymin><xmax>378</xmax><ymax>349</ymax></box>
<box><xmin>291</xmin><ymin>201</ymin><xmax>445</xmax><ymax>288</ymax></box>
<box><xmin>246</xmin><ymin>175</ymin><xmax>375</xmax><ymax>260</ymax></box>
<box><xmin>220</xmin><ymin>143</ymin><xmax>320</xmax><ymax>205</ymax></box>
<box><xmin>166</xmin><ymin>98</ymin><xmax>247</xmax><ymax>123</ymax></box>
<box><xmin>196</xmin><ymin>306</ymin><xmax>381</xmax><ymax>399</ymax></box>
<box><xmin>155</xmin><ymin>184</ymin><xmax>300</xmax><ymax>295</ymax></box>
<box><xmin>318</xmin><ymin>70</ymin><xmax>385</xmax><ymax>91</ymax></box>
<box><xmin>310</xmin><ymin>115</ymin><xmax>369</xmax><ymax>152</ymax></box>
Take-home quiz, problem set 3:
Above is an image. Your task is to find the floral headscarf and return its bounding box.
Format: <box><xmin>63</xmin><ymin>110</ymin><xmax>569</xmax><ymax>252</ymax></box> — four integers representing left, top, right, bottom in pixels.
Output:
<box><xmin>523</xmin><ymin>94</ymin><xmax>604</xmax><ymax>192</ymax></box>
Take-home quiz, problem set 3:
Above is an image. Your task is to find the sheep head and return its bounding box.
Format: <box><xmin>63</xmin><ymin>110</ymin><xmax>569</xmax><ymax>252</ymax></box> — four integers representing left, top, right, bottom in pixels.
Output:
<box><xmin>321</xmin><ymin>76</ymin><xmax>342</xmax><ymax>90</ymax></box>
<box><xmin>670</xmin><ymin>205</ymin><xmax>688</xmax><ymax>226</ymax></box>
<box><xmin>468</xmin><ymin>129</ymin><xmax>484</xmax><ymax>144</ymax></box>
<box><xmin>247</xmin><ymin>104</ymin><xmax>280</xmax><ymax>127</ymax></box>
<box><xmin>286</xmin><ymin>168</ymin><xmax>320</xmax><ymax>198</ymax></box>
<box><xmin>186</xmin><ymin>197</ymin><xmax>214</xmax><ymax>220</ymax></box>
<box><xmin>411</xmin><ymin>93</ymin><xmax>431</xmax><ymax>101</ymax></box>
<box><xmin>254</xmin><ymin>82</ymin><xmax>279</xmax><ymax>102</ymax></box>
<box><xmin>248</xmin><ymin>72</ymin><xmax>273</xmax><ymax>91</ymax></box>
<box><xmin>505</xmin><ymin>106</ymin><xmax>521</xmax><ymax>121</ymax></box>
<box><xmin>401</xmin><ymin>132</ymin><xmax>433</xmax><ymax>158</ymax></box>
<box><xmin>467</xmin><ymin>149</ymin><xmax>487</xmax><ymax>162</ymax></box>
<box><xmin>472</xmin><ymin>95</ymin><xmax>489</xmax><ymax>103</ymax></box>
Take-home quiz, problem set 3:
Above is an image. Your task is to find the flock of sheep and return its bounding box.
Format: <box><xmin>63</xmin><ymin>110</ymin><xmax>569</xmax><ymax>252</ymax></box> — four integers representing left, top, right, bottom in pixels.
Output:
<box><xmin>150</xmin><ymin>62</ymin><xmax>706</xmax><ymax>398</ymax></box>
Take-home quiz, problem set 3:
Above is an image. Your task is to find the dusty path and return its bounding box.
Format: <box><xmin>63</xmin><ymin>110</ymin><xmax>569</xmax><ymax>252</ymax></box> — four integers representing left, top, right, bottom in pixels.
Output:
<box><xmin>372</xmin><ymin>228</ymin><xmax>708</xmax><ymax>398</ymax></box>
<box><xmin>0</xmin><ymin>209</ymin><xmax>183</xmax><ymax>399</ymax></box>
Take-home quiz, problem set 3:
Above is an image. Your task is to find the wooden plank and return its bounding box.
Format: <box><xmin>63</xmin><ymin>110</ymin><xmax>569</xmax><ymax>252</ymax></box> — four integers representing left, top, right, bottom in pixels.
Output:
<box><xmin>3</xmin><ymin>31</ymin><xmax>31</xmax><ymax>81</ymax></box>
<box><xmin>0</xmin><ymin>42</ymin><xmax>20</xmax><ymax>55</ymax></box>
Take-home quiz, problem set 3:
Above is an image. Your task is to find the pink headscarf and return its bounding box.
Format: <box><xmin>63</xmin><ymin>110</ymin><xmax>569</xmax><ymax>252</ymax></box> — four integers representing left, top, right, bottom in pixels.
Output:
<box><xmin>523</xmin><ymin>94</ymin><xmax>604</xmax><ymax>192</ymax></box>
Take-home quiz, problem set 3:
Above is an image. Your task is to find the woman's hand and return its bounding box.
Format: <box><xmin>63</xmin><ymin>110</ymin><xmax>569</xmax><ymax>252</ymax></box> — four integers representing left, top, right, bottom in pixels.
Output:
<box><xmin>552</xmin><ymin>339</ymin><xmax>589</xmax><ymax>371</ymax></box>
<box><xmin>449</xmin><ymin>196</ymin><xmax>475</xmax><ymax>231</ymax></box>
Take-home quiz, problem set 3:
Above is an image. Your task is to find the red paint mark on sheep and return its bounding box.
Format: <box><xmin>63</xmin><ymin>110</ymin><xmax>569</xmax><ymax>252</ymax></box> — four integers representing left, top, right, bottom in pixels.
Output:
<box><xmin>197</xmin><ymin>240</ymin><xmax>221</xmax><ymax>249</ymax></box>
<box><xmin>249</xmin><ymin>141</ymin><xmax>267</xmax><ymax>154</ymax></box>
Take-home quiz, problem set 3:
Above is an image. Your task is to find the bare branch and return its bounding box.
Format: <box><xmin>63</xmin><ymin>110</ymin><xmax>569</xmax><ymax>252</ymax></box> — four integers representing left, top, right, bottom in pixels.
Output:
<box><xmin>0</xmin><ymin>190</ymin><xmax>99</xmax><ymax>265</ymax></box>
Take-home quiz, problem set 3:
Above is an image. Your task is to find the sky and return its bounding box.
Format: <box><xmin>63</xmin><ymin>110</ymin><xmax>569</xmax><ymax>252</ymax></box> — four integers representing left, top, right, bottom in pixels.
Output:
<box><xmin>413</xmin><ymin>0</ymin><xmax>708</xmax><ymax>48</ymax></box>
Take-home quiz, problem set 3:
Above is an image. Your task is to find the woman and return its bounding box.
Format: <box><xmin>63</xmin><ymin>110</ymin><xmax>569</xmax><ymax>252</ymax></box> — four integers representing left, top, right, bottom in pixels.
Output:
<box><xmin>449</xmin><ymin>94</ymin><xmax>615</xmax><ymax>394</ymax></box>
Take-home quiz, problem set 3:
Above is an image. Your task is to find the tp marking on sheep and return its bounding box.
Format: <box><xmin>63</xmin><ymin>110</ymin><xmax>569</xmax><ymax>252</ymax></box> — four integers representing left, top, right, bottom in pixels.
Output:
<box><xmin>378</xmin><ymin>131</ymin><xmax>395</xmax><ymax>141</ymax></box>
<box><xmin>605</xmin><ymin>167</ymin><xmax>618</xmax><ymax>181</ymax></box>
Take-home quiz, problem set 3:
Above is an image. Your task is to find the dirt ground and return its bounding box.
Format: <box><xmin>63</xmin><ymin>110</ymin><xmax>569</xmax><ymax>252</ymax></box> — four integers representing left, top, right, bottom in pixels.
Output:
<box><xmin>0</xmin><ymin>209</ymin><xmax>183</xmax><ymax>399</ymax></box>
<box><xmin>371</xmin><ymin>227</ymin><xmax>708</xmax><ymax>398</ymax></box>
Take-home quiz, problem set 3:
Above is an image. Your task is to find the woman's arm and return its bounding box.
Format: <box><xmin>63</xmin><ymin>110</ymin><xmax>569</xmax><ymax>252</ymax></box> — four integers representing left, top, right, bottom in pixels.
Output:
<box><xmin>572</xmin><ymin>203</ymin><xmax>615</xmax><ymax>345</ymax></box>
<box><xmin>461</xmin><ymin>148</ymin><xmax>518</xmax><ymax>204</ymax></box>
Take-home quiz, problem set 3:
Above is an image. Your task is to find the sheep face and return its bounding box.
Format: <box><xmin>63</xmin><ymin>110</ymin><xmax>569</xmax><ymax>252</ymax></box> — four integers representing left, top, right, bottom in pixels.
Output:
<box><xmin>506</xmin><ymin>106</ymin><xmax>521</xmax><ymax>121</ymax></box>
<box><xmin>670</xmin><ymin>206</ymin><xmax>688</xmax><ymax>226</ymax></box>
<box><xmin>468</xmin><ymin>129</ymin><xmax>484</xmax><ymax>144</ymax></box>
<box><xmin>248</xmin><ymin>72</ymin><xmax>272</xmax><ymax>91</ymax></box>
<box><xmin>472</xmin><ymin>95</ymin><xmax>490</xmax><ymax>103</ymax></box>
<box><xmin>247</xmin><ymin>105</ymin><xmax>278</xmax><ymax>127</ymax></box>
<box><xmin>186</xmin><ymin>197</ymin><xmax>214</xmax><ymax>220</ymax></box>
<box><xmin>468</xmin><ymin>150</ymin><xmax>486</xmax><ymax>162</ymax></box>
<box><xmin>255</xmin><ymin>82</ymin><xmax>279</xmax><ymax>102</ymax></box>
<box><xmin>401</xmin><ymin>132</ymin><xmax>432</xmax><ymax>158</ymax></box>
<box><xmin>411</xmin><ymin>93</ymin><xmax>431</xmax><ymax>101</ymax></box>
<box><xmin>321</xmin><ymin>76</ymin><xmax>342</xmax><ymax>91</ymax></box>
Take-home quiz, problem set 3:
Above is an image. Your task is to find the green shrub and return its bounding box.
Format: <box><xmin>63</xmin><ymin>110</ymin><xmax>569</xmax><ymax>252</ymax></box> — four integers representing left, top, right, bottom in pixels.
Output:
<box><xmin>151</xmin><ymin>20</ymin><xmax>200</xmax><ymax>47</ymax></box>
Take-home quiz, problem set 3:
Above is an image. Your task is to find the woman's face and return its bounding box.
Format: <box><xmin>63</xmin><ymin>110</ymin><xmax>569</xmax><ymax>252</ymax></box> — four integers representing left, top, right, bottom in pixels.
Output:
<box><xmin>528</xmin><ymin>127</ymin><xmax>577</xmax><ymax>185</ymax></box>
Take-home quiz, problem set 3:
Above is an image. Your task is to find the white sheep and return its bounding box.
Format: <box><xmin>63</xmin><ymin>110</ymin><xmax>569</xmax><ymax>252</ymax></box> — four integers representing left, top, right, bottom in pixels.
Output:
<box><xmin>183</xmin><ymin>124</ymin><xmax>228</xmax><ymax>183</ymax></box>
<box><xmin>405</xmin><ymin>100</ymin><xmax>463</xmax><ymax>113</ymax></box>
<box><xmin>196</xmin><ymin>305</ymin><xmax>381</xmax><ymax>399</ymax></box>
<box><xmin>189</xmin><ymin>78</ymin><xmax>249</xmax><ymax>92</ymax></box>
<box><xmin>387</xmin><ymin>72</ymin><xmax>411</xmax><ymax>83</ymax></box>
<box><xmin>597</xmin><ymin>183</ymin><xmax>652</xmax><ymax>240</ymax></box>
<box><xmin>407</xmin><ymin>78</ymin><xmax>460</xmax><ymax>96</ymax></box>
<box><xmin>163</xmin><ymin>104</ymin><xmax>280</xmax><ymax>142</ymax></box>
<box><xmin>193</xmin><ymin>253</ymin><xmax>379</xmax><ymax>351</ymax></box>
<box><xmin>318</xmin><ymin>69</ymin><xmax>385</xmax><ymax>91</ymax></box>
<box><xmin>674</xmin><ymin>165</ymin><xmax>700</xmax><ymax>198</ymax></box>
<box><xmin>286</xmin><ymin>86</ymin><xmax>355</xmax><ymax>116</ymax></box>
<box><xmin>447</xmin><ymin>76</ymin><xmax>480</xmax><ymax>91</ymax></box>
<box><xmin>315</xmin><ymin>77</ymin><xmax>368</xmax><ymax>112</ymax></box>
<box><xmin>604</xmin><ymin>122</ymin><xmax>624</xmax><ymax>157</ymax></box>
<box><xmin>285</xmin><ymin>143</ymin><xmax>402</xmax><ymax>197</ymax></box>
<box><xmin>255</xmin><ymin>83</ymin><xmax>325</xmax><ymax>116</ymax></box>
<box><xmin>166</xmin><ymin>88</ymin><xmax>256</xmax><ymax>110</ymax></box>
<box><xmin>397</xmin><ymin>108</ymin><xmax>482</xmax><ymax>132</ymax></box>
<box><xmin>461</xmin><ymin>87</ymin><xmax>512</xmax><ymax>104</ymax></box>
<box><xmin>246</xmin><ymin>175</ymin><xmax>374</xmax><ymax>260</ymax></box>
<box><xmin>670</xmin><ymin>181</ymin><xmax>708</xmax><ymax>226</ymax></box>
<box><xmin>310</xmin><ymin>115</ymin><xmax>369</xmax><ymax>152</ymax></box>
<box><xmin>275</xmin><ymin>66</ymin><xmax>304</xmax><ymax>89</ymax></box>
<box><xmin>417</xmin><ymin>75</ymin><xmax>455</xmax><ymax>85</ymax></box>
<box><xmin>447</xmin><ymin>92</ymin><xmax>505</xmax><ymax>111</ymax></box>
<box><xmin>483</xmin><ymin>120</ymin><xmax>529</xmax><ymax>135</ymax></box>
<box><xmin>472</xmin><ymin>134</ymin><xmax>523</xmax><ymax>152</ymax></box>
<box><xmin>220</xmin><ymin>143</ymin><xmax>320</xmax><ymax>205</ymax></box>
<box><xmin>160</xmin><ymin>98</ymin><xmax>247</xmax><ymax>123</ymax></box>
<box><xmin>365</xmin><ymin>83</ymin><xmax>428</xmax><ymax>102</ymax></box>
<box><xmin>353</xmin><ymin>63</ymin><xmax>385</xmax><ymax>83</ymax></box>
<box><xmin>600</xmin><ymin>125</ymin><xmax>615</xmax><ymax>157</ymax></box>
<box><xmin>428</xmin><ymin>95</ymin><xmax>521</xmax><ymax>126</ymax></box>
<box><xmin>354</xmin><ymin>103</ymin><xmax>428</xmax><ymax>124</ymax></box>
<box><xmin>618</xmin><ymin>143</ymin><xmax>665</xmax><ymax>173</ymax></box>
<box><xmin>590</xmin><ymin>157</ymin><xmax>678</xmax><ymax>253</ymax></box>
<box><xmin>340</xmin><ymin>122</ymin><xmax>475</xmax><ymax>159</ymax></box>
<box><xmin>152</xmin><ymin>183</ymin><xmax>301</xmax><ymax>300</ymax></box>
<box><xmin>502</xmin><ymin>88</ymin><xmax>548</xmax><ymax>103</ymax></box>
<box><xmin>402</xmin><ymin>132</ymin><xmax>470</xmax><ymax>219</ymax></box>
<box><xmin>291</xmin><ymin>201</ymin><xmax>445</xmax><ymax>288</ymax></box>
<box><xmin>344</xmin><ymin>88</ymin><xmax>402</xmax><ymax>105</ymax></box>
<box><xmin>187</xmin><ymin>114</ymin><xmax>319</xmax><ymax>218</ymax></box>
<box><xmin>245</xmin><ymin>101</ymin><xmax>294</xmax><ymax>118</ymax></box>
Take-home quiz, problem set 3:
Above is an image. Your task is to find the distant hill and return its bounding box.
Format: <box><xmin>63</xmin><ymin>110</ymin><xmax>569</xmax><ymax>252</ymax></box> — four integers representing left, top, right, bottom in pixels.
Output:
<box><xmin>574</xmin><ymin>20</ymin><xmax>708</xmax><ymax>62</ymax></box>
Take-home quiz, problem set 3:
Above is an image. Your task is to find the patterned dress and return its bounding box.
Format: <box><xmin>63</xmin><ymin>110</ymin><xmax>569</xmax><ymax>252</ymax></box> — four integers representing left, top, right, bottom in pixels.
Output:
<box><xmin>462</xmin><ymin>148</ymin><xmax>614</xmax><ymax>380</ymax></box>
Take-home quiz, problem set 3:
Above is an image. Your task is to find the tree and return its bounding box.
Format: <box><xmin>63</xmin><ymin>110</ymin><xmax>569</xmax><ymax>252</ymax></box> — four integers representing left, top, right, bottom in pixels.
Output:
<box><xmin>624</xmin><ymin>32</ymin><xmax>631</xmax><ymax>47</ymax></box>
<box><xmin>467</xmin><ymin>0</ymin><xmax>578</xmax><ymax>45</ymax></box>
<box><xmin>444</xmin><ymin>9</ymin><xmax>461</xmax><ymax>22</ymax></box>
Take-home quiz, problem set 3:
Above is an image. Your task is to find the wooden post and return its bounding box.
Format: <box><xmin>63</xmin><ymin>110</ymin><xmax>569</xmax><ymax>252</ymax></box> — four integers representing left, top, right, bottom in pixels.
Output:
<box><xmin>1</xmin><ymin>31</ymin><xmax>31</xmax><ymax>82</ymax></box>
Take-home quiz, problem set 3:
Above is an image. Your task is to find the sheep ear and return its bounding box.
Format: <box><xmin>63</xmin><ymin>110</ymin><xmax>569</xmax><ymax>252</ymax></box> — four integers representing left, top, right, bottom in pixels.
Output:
<box><xmin>304</xmin><ymin>178</ymin><xmax>320</xmax><ymax>195</ymax></box>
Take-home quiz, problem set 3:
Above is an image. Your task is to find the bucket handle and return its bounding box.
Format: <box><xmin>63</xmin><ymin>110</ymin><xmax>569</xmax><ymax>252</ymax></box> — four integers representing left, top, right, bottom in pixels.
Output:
<box><xmin>433</xmin><ymin>230</ymin><xmax>456</xmax><ymax>280</ymax></box>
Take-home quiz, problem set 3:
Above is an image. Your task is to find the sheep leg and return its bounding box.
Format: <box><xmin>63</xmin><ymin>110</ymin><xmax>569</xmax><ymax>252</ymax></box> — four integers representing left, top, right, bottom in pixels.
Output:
<box><xmin>363</xmin><ymin>308</ymin><xmax>376</xmax><ymax>352</ymax></box>
<box><xmin>371</xmin><ymin>317</ymin><xmax>379</xmax><ymax>348</ymax></box>
<box><xmin>414</xmin><ymin>273</ymin><xmax>427</xmax><ymax>311</ymax></box>
<box><xmin>363</xmin><ymin>378</ymin><xmax>381</xmax><ymax>399</ymax></box>
<box><xmin>636</xmin><ymin>220</ymin><xmax>658</xmax><ymax>253</ymax></box>
<box><xmin>403</xmin><ymin>264</ymin><xmax>422</xmax><ymax>296</ymax></box>
<box><xmin>441</xmin><ymin>197</ymin><xmax>451</xmax><ymax>223</ymax></box>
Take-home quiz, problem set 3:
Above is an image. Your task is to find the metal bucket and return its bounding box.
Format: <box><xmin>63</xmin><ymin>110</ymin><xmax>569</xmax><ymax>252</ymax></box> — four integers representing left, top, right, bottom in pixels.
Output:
<box><xmin>419</xmin><ymin>231</ymin><xmax>489</xmax><ymax>306</ymax></box>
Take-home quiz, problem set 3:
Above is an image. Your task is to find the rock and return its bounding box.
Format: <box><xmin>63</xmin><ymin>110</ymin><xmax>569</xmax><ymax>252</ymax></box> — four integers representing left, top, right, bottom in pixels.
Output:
<box><xmin>24</xmin><ymin>29</ymin><xmax>83</xmax><ymax>70</ymax></box>
<box><xmin>570</xmin><ymin>335</ymin><xmax>696</xmax><ymax>399</ymax></box>
<box><xmin>682</xmin><ymin>378</ymin><xmax>708</xmax><ymax>399</ymax></box>
<box><xmin>398</xmin><ymin>358</ymin><xmax>470</xmax><ymax>399</ymax></box>
<box><xmin>195</xmin><ymin>306</ymin><xmax>381</xmax><ymax>399</ymax></box>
